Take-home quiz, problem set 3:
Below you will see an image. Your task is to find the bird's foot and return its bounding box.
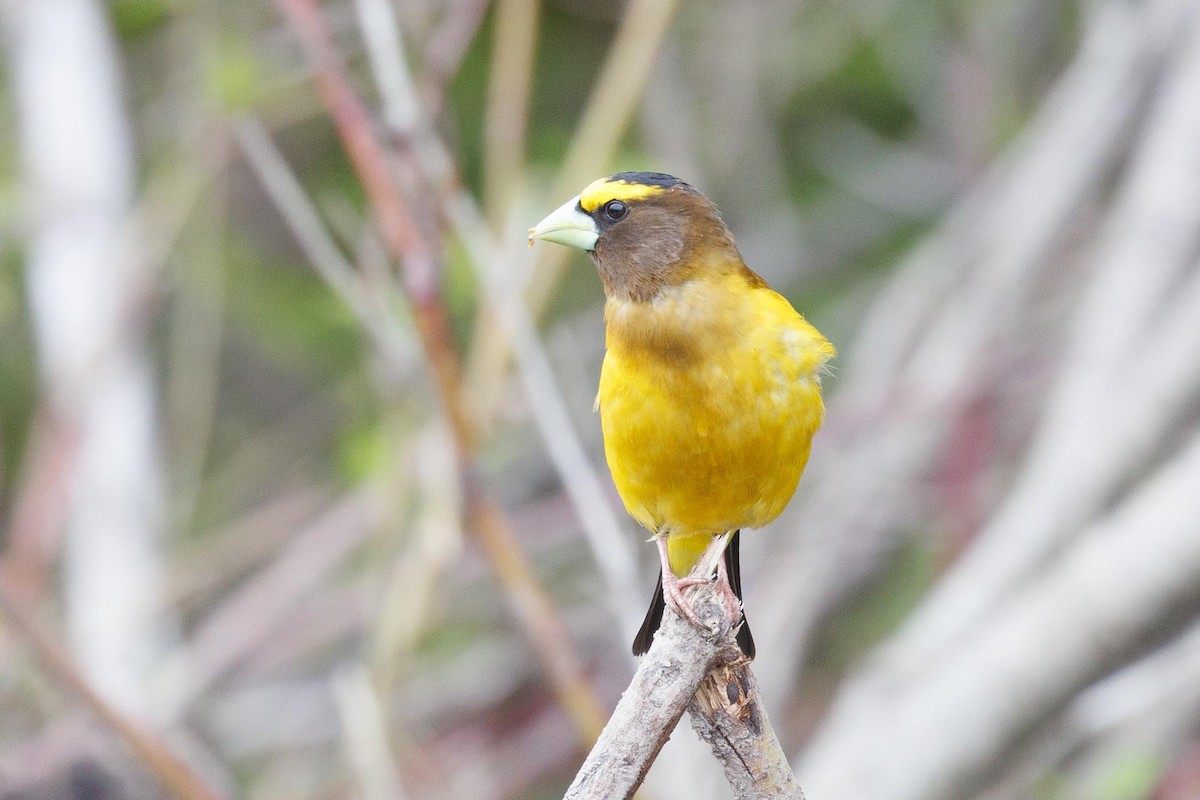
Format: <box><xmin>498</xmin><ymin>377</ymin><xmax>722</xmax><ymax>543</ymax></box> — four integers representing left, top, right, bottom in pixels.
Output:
<box><xmin>660</xmin><ymin>571</ymin><xmax>742</xmax><ymax>636</ymax></box>
<box><xmin>715</xmin><ymin>576</ymin><xmax>743</xmax><ymax>626</ymax></box>
<box><xmin>660</xmin><ymin>572</ymin><xmax>710</xmax><ymax>628</ymax></box>
<box><xmin>654</xmin><ymin>534</ymin><xmax>742</xmax><ymax>636</ymax></box>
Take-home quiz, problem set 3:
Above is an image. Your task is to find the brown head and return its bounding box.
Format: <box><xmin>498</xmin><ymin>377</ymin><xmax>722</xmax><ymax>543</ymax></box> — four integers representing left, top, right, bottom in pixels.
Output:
<box><xmin>529</xmin><ymin>172</ymin><xmax>750</xmax><ymax>302</ymax></box>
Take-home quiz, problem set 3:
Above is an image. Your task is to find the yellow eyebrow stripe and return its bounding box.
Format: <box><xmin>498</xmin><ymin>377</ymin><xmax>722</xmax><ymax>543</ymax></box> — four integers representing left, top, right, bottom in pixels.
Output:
<box><xmin>579</xmin><ymin>177</ymin><xmax>666</xmax><ymax>213</ymax></box>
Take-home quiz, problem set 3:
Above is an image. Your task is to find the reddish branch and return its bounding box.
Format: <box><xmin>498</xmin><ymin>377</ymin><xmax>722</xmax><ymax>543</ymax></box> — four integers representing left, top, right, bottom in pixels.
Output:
<box><xmin>274</xmin><ymin>0</ymin><xmax>606</xmax><ymax>742</ymax></box>
<box><xmin>0</xmin><ymin>574</ymin><xmax>226</xmax><ymax>800</ymax></box>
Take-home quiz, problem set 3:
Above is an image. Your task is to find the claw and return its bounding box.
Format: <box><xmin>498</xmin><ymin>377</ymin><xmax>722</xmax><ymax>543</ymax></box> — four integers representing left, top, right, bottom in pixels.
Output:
<box><xmin>655</xmin><ymin>534</ymin><xmax>744</xmax><ymax>636</ymax></box>
<box><xmin>661</xmin><ymin>571</ymin><xmax>706</xmax><ymax>627</ymax></box>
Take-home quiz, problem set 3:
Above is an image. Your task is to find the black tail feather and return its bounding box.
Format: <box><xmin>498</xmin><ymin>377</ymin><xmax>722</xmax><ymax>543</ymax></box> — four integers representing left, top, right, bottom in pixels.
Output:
<box><xmin>632</xmin><ymin>571</ymin><xmax>665</xmax><ymax>656</ymax></box>
<box><xmin>631</xmin><ymin>531</ymin><xmax>755</xmax><ymax>659</ymax></box>
<box><xmin>728</xmin><ymin>531</ymin><xmax>755</xmax><ymax>658</ymax></box>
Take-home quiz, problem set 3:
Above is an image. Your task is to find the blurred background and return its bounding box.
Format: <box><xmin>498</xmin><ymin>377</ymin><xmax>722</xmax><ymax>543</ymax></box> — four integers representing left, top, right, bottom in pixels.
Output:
<box><xmin>2</xmin><ymin>0</ymin><xmax>1200</xmax><ymax>798</ymax></box>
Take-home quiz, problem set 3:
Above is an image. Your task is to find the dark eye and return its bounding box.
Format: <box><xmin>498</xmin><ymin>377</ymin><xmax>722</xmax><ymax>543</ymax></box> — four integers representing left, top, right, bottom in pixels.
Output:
<box><xmin>604</xmin><ymin>200</ymin><xmax>628</xmax><ymax>221</ymax></box>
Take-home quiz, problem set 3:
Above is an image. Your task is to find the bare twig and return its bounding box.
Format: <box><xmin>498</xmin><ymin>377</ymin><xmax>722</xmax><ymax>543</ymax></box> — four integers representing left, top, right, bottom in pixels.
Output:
<box><xmin>688</xmin><ymin>664</ymin><xmax>805</xmax><ymax>800</ymax></box>
<box><xmin>869</xmin><ymin>2</ymin><xmax>1200</xmax><ymax>676</ymax></box>
<box><xmin>332</xmin><ymin>665</ymin><xmax>410</xmax><ymax>800</ymax></box>
<box><xmin>482</xmin><ymin>0</ymin><xmax>539</xmax><ymax>226</ymax></box>
<box><xmin>564</xmin><ymin>577</ymin><xmax>803</xmax><ymax>800</ymax></box>
<box><xmin>13</xmin><ymin>0</ymin><xmax>167</xmax><ymax>715</ymax></box>
<box><xmin>525</xmin><ymin>0</ymin><xmax>682</xmax><ymax>313</ymax></box>
<box><xmin>274</xmin><ymin>0</ymin><xmax>469</xmax><ymax>442</ymax></box>
<box><xmin>799</xmin><ymin>428</ymin><xmax>1200</xmax><ymax>800</ymax></box>
<box><xmin>1071</xmin><ymin>618</ymin><xmax>1200</xmax><ymax>742</ymax></box>
<box><xmin>163</xmin><ymin>176</ymin><xmax>228</xmax><ymax>539</ymax></box>
<box><xmin>162</xmin><ymin>492</ymin><xmax>386</xmax><ymax>716</ymax></box>
<box><xmin>419</xmin><ymin>0</ymin><xmax>490</xmax><ymax>115</ymax></box>
<box><xmin>3</xmin><ymin>407</ymin><xmax>79</xmax><ymax>603</ymax></box>
<box><xmin>234</xmin><ymin>118</ymin><xmax>417</xmax><ymax>371</ymax></box>
<box><xmin>467</xmin><ymin>487</ymin><xmax>607</xmax><ymax>740</ymax></box>
<box><xmin>273</xmin><ymin>0</ymin><xmax>608</xmax><ymax>742</ymax></box>
<box><xmin>370</xmin><ymin>420</ymin><xmax>464</xmax><ymax>687</ymax></box>
<box><xmin>349</xmin><ymin>0</ymin><xmax>642</xmax><ymax>636</ymax></box>
<box><xmin>752</xmin><ymin>0</ymin><xmax>1192</xmax><ymax>700</ymax></box>
<box><xmin>978</xmin><ymin>616</ymin><xmax>1200</xmax><ymax>800</ymax></box>
<box><xmin>0</xmin><ymin>573</ymin><xmax>226</xmax><ymax>800</ymax></box>
<box><xmin>562</xmin><ymin>586</ymin><xmax>739</xmax><ymax>800</ymax></box>
<box><xmin>462</xmin><ymin>0</ymin><xmax>682</xmax><ymax>419</ymax></box>
<box><xmin>766</xmin><ymin>16</ymin><xmax>1200</xmax><ymax>784</ymax></box>
<box><xmin>166</xmin><ymin>488</ymin><xmax>329</xmax><ymax>614</ymax></box>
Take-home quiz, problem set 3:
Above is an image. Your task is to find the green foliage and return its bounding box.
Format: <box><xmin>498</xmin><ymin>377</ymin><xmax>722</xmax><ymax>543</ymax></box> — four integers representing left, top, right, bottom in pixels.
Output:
<box><xmin>337</xmin><ymin>418</ymin><xmax>391</xmax><ymax>484</ymax></box>
<box><xmin>0</xmin><ymin>244</ymin><xmax>36</xmax><ymax>500</ymax></box>
<box><xmin>857</xmin><ymin>217</ymin><xmax>931</xmax><ymax>272</ymax></box>
<box><xmin>204</xmin><ymin>34</ymin><xmax>265</xmax><ymax>113</ymax></box>
<box><xmin>1088</xmin><ymin>751</ymin><xmax>1164</xmax><ymax>800</ymax></box>
<box><xmin>110</xmin><ymin>0</ymin><xmax>172</xmax><ymax>40</ymax></box>
<box><xmin>415</xmin><ymin>615</ymin><xmax>493</xmax><ymax>667</ymax></box>
<box><xmin>1034</xmin><ymin>771</ymin><xmax>1071</xmax><ymax>800</ymax></box>
<box><xmin>779</xmin><ymin>38</ymin><xmax>917</xmax><ymax>202</ymax></box>
<box><xmin>447</xmin><ymin>3</ymin><xmax>619</xmax><ymax>186</ymax></box>
<box><xmin>817</xmin><ymin>40</ymin><xmax>918</xmax><ymax>139</ymax></box>
<box><xmin>222</xmin><ymin>235</ymin><xmax>365</xmax><ymax>382</ymax></box>
<box><xmin>444</xmin><ymin>15</ymin><xmax>491</xmax><ymax>194</ymax></box>
<box><xmin>1035</xmin><ymin>750</ymin><xmax>1164</xmax><ymax>800</ymax></box>
<box><xmin>527</xmin><ymin>7</ymin><xmax>618</xmax><ymax>161</ymax></box>
<box><xmin>442</xmin><ymin>236</ymin><xmax>480</xmax><ymax>350</ymax></box>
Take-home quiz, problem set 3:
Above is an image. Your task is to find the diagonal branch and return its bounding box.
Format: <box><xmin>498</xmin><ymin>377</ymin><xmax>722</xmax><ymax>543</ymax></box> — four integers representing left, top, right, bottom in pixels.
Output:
<box><xmin>563</xmin><ymin>581</ymin><xmax>804</xmax><ymax>800</ymax></box>
<box><xmin>272</xmin><ymin>0</ymin><xmax>607</xmax><ymax>743</ymax></box>
<box><xmin>346</xmin><ymin>0</ymin><xmax>643</xmax><ymax>637</ymax></box>
<box><xmin>273</xmin><ymin>0</ymin><xmax>469</xmax><ymax>446</ymax></box>
<box><xmin>0</xmin><ymin>572</ymin><xmax>225</xmax><ymax>800</ymax></box>
<box><xmin>688</xmin><ymin>664</ymin><xmax>806</xmax><ymax>800</ymax></box>
<box><xmin>462</xmin><ymin>0</ymin><xmax>682</xmax><ymax>423</ymax></box>
<box><xmin>525</xmin><ymin>0</ymin><xmax>683</xmax><ymax>316</ymax></box>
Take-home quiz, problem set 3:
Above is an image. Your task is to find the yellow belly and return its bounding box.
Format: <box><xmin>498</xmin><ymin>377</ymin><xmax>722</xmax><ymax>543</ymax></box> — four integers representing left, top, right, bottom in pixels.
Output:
<box><xmin>598</xmin><ymin>275</ymin><xmax>833</xmax><ymax>576</ymax></box>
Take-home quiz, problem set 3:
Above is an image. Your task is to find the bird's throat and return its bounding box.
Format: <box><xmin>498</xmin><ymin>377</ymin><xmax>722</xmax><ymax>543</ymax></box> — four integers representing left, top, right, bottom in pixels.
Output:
<box><xmin>603</xmin><ymin>273</ymin><xmax>749</xmax><ymax>367</ymax></box>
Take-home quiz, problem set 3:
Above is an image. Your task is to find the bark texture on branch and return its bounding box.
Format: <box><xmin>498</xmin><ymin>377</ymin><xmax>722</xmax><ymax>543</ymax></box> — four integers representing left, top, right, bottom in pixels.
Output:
<box><xmin>690</xmin><ymin>663</ymin><xmax>805</xmax><ymax>800</ymax></box>
<box><xmin>563</xmin><ymin>583</ymin><xmax>803</xmax><ymax>800</ymax></box>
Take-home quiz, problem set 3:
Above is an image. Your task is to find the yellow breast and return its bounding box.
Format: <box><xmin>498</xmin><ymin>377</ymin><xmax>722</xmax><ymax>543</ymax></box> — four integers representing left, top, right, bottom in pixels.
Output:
<box><xmin>597</xmin><ymin>269</ymin><xmax>833</xmax><ymax>573</ymax></box>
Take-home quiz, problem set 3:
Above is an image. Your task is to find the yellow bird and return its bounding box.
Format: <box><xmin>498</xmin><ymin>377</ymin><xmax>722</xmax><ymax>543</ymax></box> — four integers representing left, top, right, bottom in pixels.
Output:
<box><xmin>529</xmin><ymin>173</ymin><xmax>834</xmax><ymax>658</ymax></box>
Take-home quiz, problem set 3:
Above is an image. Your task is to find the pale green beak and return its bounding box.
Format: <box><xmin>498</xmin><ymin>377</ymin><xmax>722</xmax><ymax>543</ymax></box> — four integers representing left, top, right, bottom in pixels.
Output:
<box><xmin>528</xmin><ymin>195</ymin><xmax>599</xmax><ymax>251</ymax></box>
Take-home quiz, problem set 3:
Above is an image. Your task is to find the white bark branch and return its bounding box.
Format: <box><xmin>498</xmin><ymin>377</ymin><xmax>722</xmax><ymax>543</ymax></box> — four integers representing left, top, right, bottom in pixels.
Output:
<box><xmin>10</xmin><ymin>0</ymin><xmax>166</xmax><ymax>716</ymax></box>
<box><xmin>346</xmin><ymin>0</ymin><xmax>645</xmax><ymax>636</ymax></box>
<box><xmin>799</xmin><ymin>428</ymin><xmax>1200</xmax><ymax>800</ymax></box>
<box><xmin>563</xmin><ymin>581</ymin><xmax>803</xmax><ymax>800</ymax></box>
<box><xmin>870</xmin><ymin>3</ymin><xmax>1200</xmax><ymax>679</ymax></box>
<box><xmin>688</xmin><ymin>664</ymin><xmax>806</xmax><ymax>800</ymax></box>
<box><xmin>751</xmin><ymin>0</ymin><xmax>1187</xmax><ymax>701</ymax></box>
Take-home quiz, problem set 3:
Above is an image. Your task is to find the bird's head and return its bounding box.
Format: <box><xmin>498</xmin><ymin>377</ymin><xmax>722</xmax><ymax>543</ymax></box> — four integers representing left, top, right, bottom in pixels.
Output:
<box><xmin>529</xmin><ymin>172</ymin><xmax>739</xmax><ymax>302</ymax></box>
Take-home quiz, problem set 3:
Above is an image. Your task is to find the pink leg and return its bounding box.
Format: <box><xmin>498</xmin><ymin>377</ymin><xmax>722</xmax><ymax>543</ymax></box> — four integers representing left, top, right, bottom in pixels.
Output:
<box><xmin>656</xmin><ymin>535</ymin><xmax>743</xmax><ymax>630</ymax></box>
<box><xmin>656</xmin><ymin>536</ymin><xmax>708</xmax><ymax>626</ymax></box>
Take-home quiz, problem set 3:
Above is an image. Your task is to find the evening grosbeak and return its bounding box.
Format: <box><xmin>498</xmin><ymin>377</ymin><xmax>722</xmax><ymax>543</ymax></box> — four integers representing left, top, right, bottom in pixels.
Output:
<box><xmin>530</xmin><ymin>172</ymin><xmax>834</xmax><ymax>658</ymax></box>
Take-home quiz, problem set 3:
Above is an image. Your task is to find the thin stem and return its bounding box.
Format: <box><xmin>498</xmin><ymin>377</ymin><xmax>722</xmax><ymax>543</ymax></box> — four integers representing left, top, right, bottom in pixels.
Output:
<box><xmin>463</xmin><ymin>0</ymin><xmax>682</xmax><ymax>429</ymax></box>
<box><xmin>0</xmin><ymin>572</ymin><xmax>225</xmax><ymax>800</ymax></box>
<box><xmin>483</xmin><ymin>0</ymin><xmax>540</xmax><ymax>228</ymax></box>
<box><xmin>273</xmin><ymin>0</ymin><xmax>608</xmax><ymax>744</ymax></box>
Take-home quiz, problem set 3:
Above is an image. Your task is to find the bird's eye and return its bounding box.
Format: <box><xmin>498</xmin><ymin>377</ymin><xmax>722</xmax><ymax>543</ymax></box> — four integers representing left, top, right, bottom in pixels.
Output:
<box><xmin>604</xmin><ymin>200</ymin><xmax>628</xmax><ymax>221</ymax></box>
